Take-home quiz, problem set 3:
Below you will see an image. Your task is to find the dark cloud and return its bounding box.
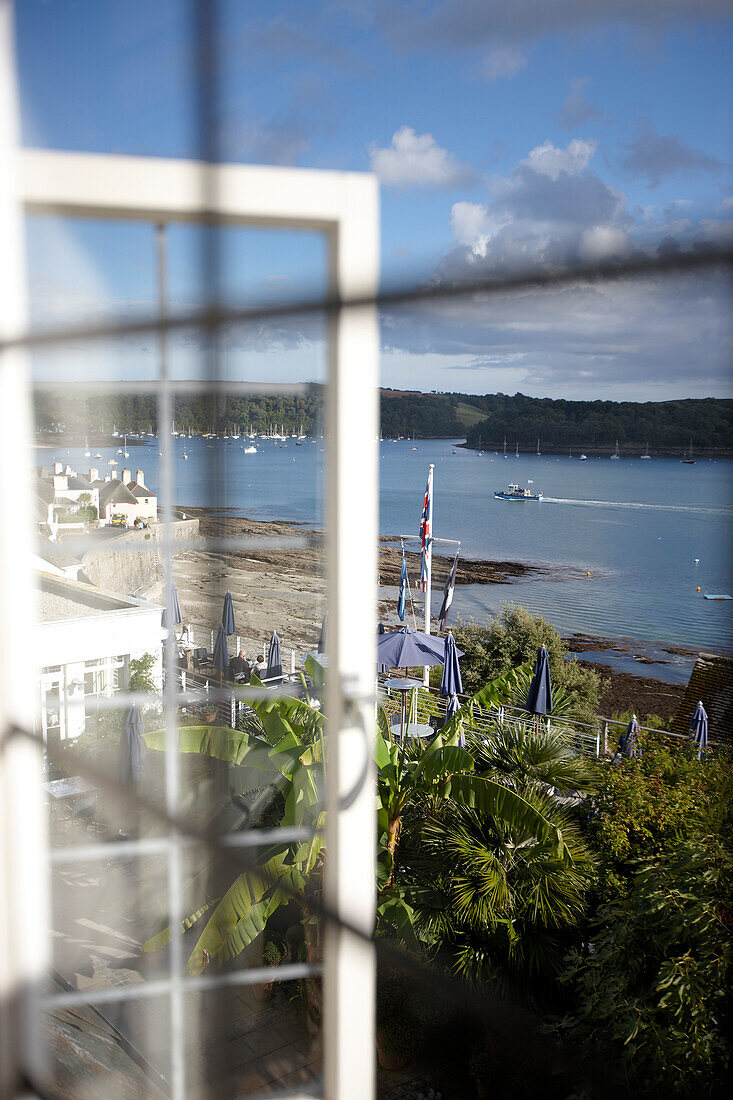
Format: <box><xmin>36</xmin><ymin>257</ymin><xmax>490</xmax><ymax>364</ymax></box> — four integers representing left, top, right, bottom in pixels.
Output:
<box><xmin>379</xmin><ymin>135</ymin><xmax>732</xmax><ymax>396</ymax></box>
<box><xmin>560</xmin><ymin>78</ymin><xmax>600</xmax><ymax>127</ymax></box>
<box><xmin>382</xmin><ymin>0</ymin><xmax>732</xmax><ymax>50</ymax></box>
<box><xmin>620</xmin><ymin>119</ymin><xmax>724</xmax><ymax>188</ymax></box>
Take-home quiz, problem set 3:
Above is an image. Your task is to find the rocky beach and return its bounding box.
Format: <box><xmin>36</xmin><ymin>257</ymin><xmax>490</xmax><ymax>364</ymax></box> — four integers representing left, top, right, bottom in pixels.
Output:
<box><xmin>170</xmin><ymin>507</ymin><xmax>691</xmax><ymax>720</ymax></box>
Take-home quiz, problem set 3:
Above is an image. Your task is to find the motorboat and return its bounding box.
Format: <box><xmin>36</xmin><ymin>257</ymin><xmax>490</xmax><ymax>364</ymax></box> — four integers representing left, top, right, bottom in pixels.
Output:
<box><xmin>244</xmin><ymin>445</ymin><xmax>257</xmax><ymax>454</ymax></box>
<box><xmin>494</xmin><ymin>482</ymin><xmax>543</xmax><ymax>501</ymax></box>
<box><xmin>579</xmin><ymin>453</ymin><xmax>588</xmax><ymax>461</ymax></box>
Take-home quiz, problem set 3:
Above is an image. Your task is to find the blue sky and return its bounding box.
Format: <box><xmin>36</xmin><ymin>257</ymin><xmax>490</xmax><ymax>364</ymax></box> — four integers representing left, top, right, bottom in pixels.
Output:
<box><xmin>15</xmin><ymin>0</ymin><xmax>733</xmax><ymax>399</ymax></box>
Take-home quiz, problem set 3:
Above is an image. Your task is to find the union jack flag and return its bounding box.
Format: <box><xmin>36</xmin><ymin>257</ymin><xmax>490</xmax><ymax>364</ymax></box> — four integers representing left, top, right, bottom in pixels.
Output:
<box><xmin>418</xmin><ymin>467</ymin><xmax>433</xmax><ymax>592</ymax></box>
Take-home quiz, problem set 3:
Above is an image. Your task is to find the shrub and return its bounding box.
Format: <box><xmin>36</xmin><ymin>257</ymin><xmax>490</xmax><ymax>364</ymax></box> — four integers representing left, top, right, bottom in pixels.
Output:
<box><xmin>586</xmin><ymin>735</ymin><xmax>733</xmax><ymax>900</ymax></box>
<box><xmin>557</xmin><ymin>836</ymin><xmax>733</xmax><ymax>1097</ymax></box>
<box><xmin>453</xmin><ymin>605</ymin><xmax>603</xmax><ymax>722</ymax></box>
<box><xmin>129</xmin><ymin>652</ymin><xmax>158</xmax><ymax>694</ymax></box>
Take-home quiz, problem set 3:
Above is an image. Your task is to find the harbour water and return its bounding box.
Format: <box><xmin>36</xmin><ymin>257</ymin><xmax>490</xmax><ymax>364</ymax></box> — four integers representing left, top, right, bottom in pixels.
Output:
<box><xmin>40</xmin><ymin>436</ymin><xmax>733</xmax><ymax>657</ymax></box>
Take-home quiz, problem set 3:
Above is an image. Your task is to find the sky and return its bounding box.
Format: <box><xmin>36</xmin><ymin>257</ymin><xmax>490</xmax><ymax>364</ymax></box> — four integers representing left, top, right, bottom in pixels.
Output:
<box><xmin>15</xmin><ymin>0</ymin><xmax>733</xmax><ymax>400</ymax></box>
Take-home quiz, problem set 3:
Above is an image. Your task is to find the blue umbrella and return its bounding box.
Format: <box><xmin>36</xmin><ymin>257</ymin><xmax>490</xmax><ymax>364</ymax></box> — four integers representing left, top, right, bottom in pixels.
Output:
<box><xmin>212</xmin><ymin>625</ymin><xmax>229</xmax><ymax>672</ymax></box>
<box><xmin>317</xmin><ymin>614</ymin><xmax>327</xmax><ymax>653</ymax></box>
<box><xmin>266</xmin><ymin>630</ymin><xmax>283</xmax><ymax>681</ymax></box>
<box><xmin>618</xmin><ymin>715</ymin><xmax>640</xmax><ymax>758</ymax></box>
<box><xmin>222</xmin><ymin>591</ymin><xmax>236</xmax><ymax>635</ymax></box>
<box><xmin>690</xmin><ymin>700</ymin><xmax>708</xmax><ymax>760</ymax></box>
<box><xmin>161</xmin><ymin>581</ymin><xmax>183</xmax><ymax>628</ymax></box>
<box><xmin>446</xmin><ymin>693</ymin><xmax>460</xmax><ymax>721</ymax></box>
<box><xmin>440</xmin><ymin>632</ymin><xmax>463</xmax><ymax>697</ymax></box>
<box><xmin>525</xmin><ymin>645</ymin><xmax>553</xmax><ymax>715</ymax></box>
<box><xmin>397</xmin><ymin>552</ymin><xmax>408</xmax><ymax>622</ymax></box>
<box><xmin>440</xmin><ymin>633</ymin><xmax>464</xmax><ymax>744</ymax></box>
<box><xmin>119</xmin><ymin>705</ymin><xmax>145</xmax><ymax>788</ymax></box>
<box><xmin>377</xmin><ymin>623</ymin><xmax>389</xmax><ymax>674</ymax></box>
<box><xmin>377</xmin><ymin>626</ymin><xmax>463</xmax><ymax>671</ymax></box>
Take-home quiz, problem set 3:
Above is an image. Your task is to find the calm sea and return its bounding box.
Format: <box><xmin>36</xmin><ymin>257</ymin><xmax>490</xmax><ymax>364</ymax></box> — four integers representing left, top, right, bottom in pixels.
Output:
<box><xmin>41</xmin><ymin>437</ymin><xmax>733</xmax><ymax>660</ymax></box>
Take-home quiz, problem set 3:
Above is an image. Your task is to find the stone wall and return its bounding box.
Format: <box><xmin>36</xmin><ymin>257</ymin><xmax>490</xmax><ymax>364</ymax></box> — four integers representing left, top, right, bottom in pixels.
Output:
<box><xmin>81</xmin><ymin>518</ymin><xmax>199</xmax><ymax>596</ymax></box>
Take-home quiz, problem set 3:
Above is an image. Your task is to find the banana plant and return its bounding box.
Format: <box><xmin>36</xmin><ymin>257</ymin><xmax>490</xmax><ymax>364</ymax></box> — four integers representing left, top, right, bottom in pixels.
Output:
<box><xmin>143</xmin><ymin>679</ymin><xmax>326</xmax><ymax>974</ymax></box>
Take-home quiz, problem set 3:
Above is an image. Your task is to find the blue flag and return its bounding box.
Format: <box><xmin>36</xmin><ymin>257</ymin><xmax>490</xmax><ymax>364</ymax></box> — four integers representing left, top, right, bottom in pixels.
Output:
<box><xmin>397</xmin><ymin>551</ymin><xmax>408</xmax><ymax>621</ymax></box>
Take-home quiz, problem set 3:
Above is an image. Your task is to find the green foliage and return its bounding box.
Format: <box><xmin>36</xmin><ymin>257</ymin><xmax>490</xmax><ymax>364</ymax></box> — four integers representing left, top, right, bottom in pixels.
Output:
<box><xmin>144</xmin><ymin>687</ymin><xmax>326</xmax><ymax>973</ymax></box>
<box><xmin>557</xmin><ymin>837</ymin><xmax>733</xmax><ymax>1097</ymax></box>
<box><xmin>453</xmin><ymin>605</ymin><xmax>603</xmax><ymax>722</ymax></box>
<box><xmin>37</xmin><ymin>388</ymin><xmax>731</xmax><ymax>447</ymax></box>
<box><xmin>463</xmin><ymin>393</ymin><xmax>733</xmax><ymax>452</ymax></box>
<box><xmin>469</xmin><ymin>719</ymin><xmax>598</xmax><ymax>797</ymax></box>
<box><xmin>587</xmin><ymin>735</ymin><xmax>733</xmax><ymax>900</ymax></box>
<box><xmin>398</xmin><ymin>720</ymin><xmax>597</xmax><ymax>987</ymax></box>
<box><xmin>128</xmin><ymin>652</ymin><xmax>157</xmax><ymax>694</ymax></box>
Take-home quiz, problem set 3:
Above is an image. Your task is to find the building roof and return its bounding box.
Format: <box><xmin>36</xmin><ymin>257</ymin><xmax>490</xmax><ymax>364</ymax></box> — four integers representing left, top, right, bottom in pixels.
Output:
<box><xmin>66</xmin><ymin>475</ymin><xmax>94</xmax><ymax>490</ymax></box>
<box><xmin>37</xmin><ymin>571</ymin><xmax>159</xmax><ymax>622</ymax></box>
<box><xmin>129</xmin><ymin>482</ymin><xmax>157</xmax><ymax>498</ymax></box>
<box><xmin>36</xmin><ymin>479</ymin><xmax>55</xmax><ymax>505</ymax></box>
<box><xmin>99</xmin><ymin>480</ymin><xmax>137</xmax><ymax>506</ymax></box>
<box><xmin>672</xmin><ymin>652</ymin><xmax>733</xmax><ymax>745</ymax></box>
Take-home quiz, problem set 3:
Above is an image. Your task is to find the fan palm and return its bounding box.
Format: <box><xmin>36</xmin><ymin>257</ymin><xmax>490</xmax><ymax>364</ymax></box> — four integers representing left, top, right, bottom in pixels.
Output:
<box><xmin>403</xmin><ymin>795</ymin><xmax>596</xmax><ymax>987</ymax></box>
<box><xmin>469</xmin><ymin>718</ymin><xmax>598</xmax><ymax>797</ymax></box>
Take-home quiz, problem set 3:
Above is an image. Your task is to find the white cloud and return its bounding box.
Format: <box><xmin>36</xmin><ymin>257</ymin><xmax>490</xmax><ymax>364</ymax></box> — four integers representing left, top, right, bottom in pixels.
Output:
<box><xmin>449</xmin><ymin>202</ymin><xmax>509</xmax><ymax>256</ymax></box>
<box><xmin>369</xmin><ymin>127</ymin><xmax>477</xmax><ymax>189</ymax></box>
<box><xmin>578</xmin><ymin>225</ymin><xmax>631</xmax><ymax>261</ymax></box>
<box><xmin>480</xmin><ymin>46</ymin><xmax>526</xmax><ymax>82</ymax></box>
<box><xmin>520</xmin><ymin>138</ymin><xmax>597</xmax><ymax>180</ymax></box>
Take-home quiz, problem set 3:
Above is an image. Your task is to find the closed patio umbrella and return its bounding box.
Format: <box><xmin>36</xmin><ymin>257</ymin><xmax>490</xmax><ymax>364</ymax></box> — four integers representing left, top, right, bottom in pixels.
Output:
<box><xmin>161</xmin><ymin>581</ymin><xmax>183</xmax><ymax>629</ymax></box>
<box><xmin>377</xmin><ymin>623</ymin><xmax>388</xmax><ymax>675</ymax></box>
<box><xmin>440</xmin><ymin>632</ymin><xmax>463</xmax><ymax>742</ymax></box>
<box><xmin>222</xmin><ymin>591</ymin><xmax>236</xmax><ymax>635</ymax></box>
<box><xmin>212</xmin><ymin>625</ymin><xmax>229</xmax><ymax>674</ymax></box>
<box><xmin>119</xmin><ymin>705</ymin><xmax>145</xmax><ymax>788</ymax></box>
<box><xmin>526</xmin><ymin>645</ymin><xmax>553</xmax><ymax>716</ymax></box>
<box><xmin>317</xmin><ymin>614</ymin><xmax>327</xmax><ymax>653</ymax></box>
<box><xmin>266</xmin><ymin>630</ymin><xmax>283</xmax><ymax>681</ymax></box>
<box><xmin>690</xmin><ymin>700</ymin><xmax>708</xmax><ymax>760</ymax></box>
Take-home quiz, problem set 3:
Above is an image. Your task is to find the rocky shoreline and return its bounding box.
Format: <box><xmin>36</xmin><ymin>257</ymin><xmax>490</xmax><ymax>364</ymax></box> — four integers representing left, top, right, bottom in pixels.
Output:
<box><xmin>174</xmin><ymin>506</ymin><xmax>693</xmax><ymax>721</ymax></box>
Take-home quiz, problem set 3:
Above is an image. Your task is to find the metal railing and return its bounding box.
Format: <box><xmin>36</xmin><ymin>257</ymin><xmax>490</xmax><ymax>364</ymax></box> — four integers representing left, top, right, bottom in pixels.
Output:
<box><xmin>376</xmin><ymin>676</ymin><xmax>685</xmax><ymax>759</ymax></box>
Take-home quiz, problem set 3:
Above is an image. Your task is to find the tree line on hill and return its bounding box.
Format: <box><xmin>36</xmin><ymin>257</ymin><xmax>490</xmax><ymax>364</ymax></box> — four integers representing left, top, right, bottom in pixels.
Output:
<box><xmin>34</xmin><ymin>388</ymin><xmax>732</xmax><ymax>453</ymax></box>
<box><xmin>462</xmin><ymin>393</ymin><xmax>732</xmax><ymax>453</ymax></box>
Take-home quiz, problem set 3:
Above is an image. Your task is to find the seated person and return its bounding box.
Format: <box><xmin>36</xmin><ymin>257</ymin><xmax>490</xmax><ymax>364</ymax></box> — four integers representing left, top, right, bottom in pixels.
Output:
<box><xmin>253</xmin><ymin>656</ymin><xmax>267</xmax><ymax>679</ymax></box>
<box><xmin>229</xmin><ymin>650</ymin><xmax>251</xmax><ymax>680</ymax></box>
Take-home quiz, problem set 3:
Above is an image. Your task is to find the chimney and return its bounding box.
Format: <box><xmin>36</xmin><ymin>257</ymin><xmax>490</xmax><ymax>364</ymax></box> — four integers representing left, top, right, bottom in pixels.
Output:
<box><xmin>122</xmin><ymin>468</ymin><xmax>131</xmax><ymax>485</ymax></box>
<box><xmin>136</xmin><ymin>468</ymin><xmax>145</xmax><ymax>486</ymax></box>
<box><xmin>89</xmin><ymin>467</ymin><xmax>99</xmax><ymax>482</ymax></box>
<box><xmin>53</xmin><ymin>460</ymin><xmax>62</xmax><ymax>475</ymax></box>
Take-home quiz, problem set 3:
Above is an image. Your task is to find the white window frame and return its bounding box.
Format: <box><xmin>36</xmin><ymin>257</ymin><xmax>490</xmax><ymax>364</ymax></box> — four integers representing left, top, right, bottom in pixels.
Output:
<box><xmin>0</xmin><ymin>13</ymin><xmax>379</xmax><ymax>1098</ymax></box>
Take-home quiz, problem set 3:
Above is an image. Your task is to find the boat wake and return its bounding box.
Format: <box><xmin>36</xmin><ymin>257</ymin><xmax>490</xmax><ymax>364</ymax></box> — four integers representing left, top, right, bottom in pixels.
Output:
<box><xmin>542</xmin><ymin>497</ymin><xmax>733</xmax><ymax>517</ymax></box>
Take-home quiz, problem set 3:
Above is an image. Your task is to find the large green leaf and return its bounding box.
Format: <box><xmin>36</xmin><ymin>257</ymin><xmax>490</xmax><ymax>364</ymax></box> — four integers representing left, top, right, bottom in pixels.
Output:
<box><xmin>442</xmin><ymin>773</ymin><xmax>567</xmax><ymax>860</ymax></box>
<box><xmin>142</xmin><ymin>897</ymin><xmax>218</xmax><ymax>954</ymax></box>
<box><xmin>244</xmin><ymin>675</ymin><xmax>324</xmax><ymax>745</ymax></box>
<box><xmin>416</xmin><ymin>744</ymin><xmax>474</xmax><ymax>785</ymax></box>
<box><xmin>185</xmin><ymin>851</ymin><xmax>290</xmax><ymax>974</ymax></box>
<box><xmin>304</xmin><ymin>652</ymin><xmax>325</xmax><ymax>688</ymax></box>
<box><xmin>438</xmin><ymin>662</ymin><xmax>531</xmax><ymax>742</ymax></box>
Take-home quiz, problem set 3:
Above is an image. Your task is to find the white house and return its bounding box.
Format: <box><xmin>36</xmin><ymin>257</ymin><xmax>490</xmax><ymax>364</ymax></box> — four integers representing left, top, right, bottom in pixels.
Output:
<box><xmin>34</xmin><ymin>460</ymin><xmax>100</xmax><ymax>528</ymax></box>
<box><xmin>122</xmin><ymin>467</ymin><xmax>158</xmax><ymax>524</ymax></box>
<box><xmin>35</xmin><ymin>566</ymin><xmax>164</xmax><ymax>745</ymax></box>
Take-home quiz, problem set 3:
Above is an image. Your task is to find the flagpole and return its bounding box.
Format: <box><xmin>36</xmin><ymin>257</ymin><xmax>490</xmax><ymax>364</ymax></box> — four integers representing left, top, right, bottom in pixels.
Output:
<box><xmin>423</xmin><ymin>464</ymin><xmax>434</xmax><ymax>687</ymax></box>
